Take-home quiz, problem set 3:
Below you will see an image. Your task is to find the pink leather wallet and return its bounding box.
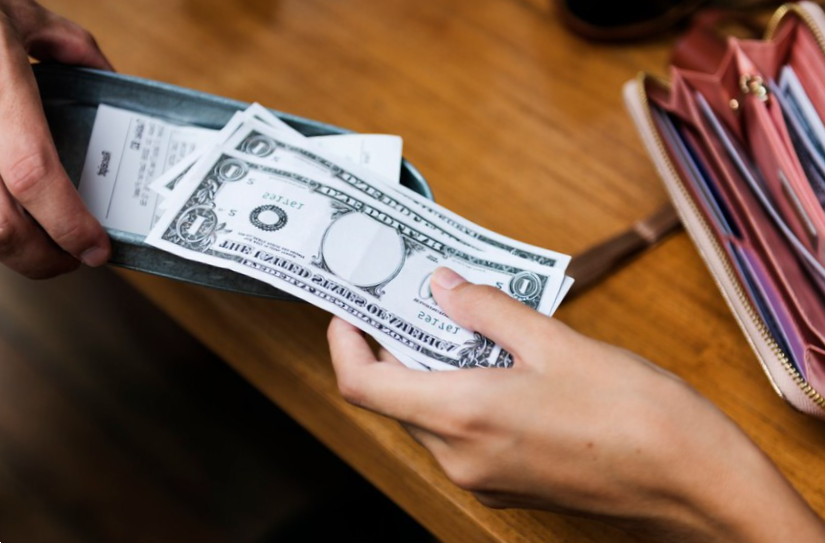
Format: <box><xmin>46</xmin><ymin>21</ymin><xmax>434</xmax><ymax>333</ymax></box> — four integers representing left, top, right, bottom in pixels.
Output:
<box><xmin>625</xmin><ymin>2</ymin><xmax>825</xmax><ymax>418</ymax></box>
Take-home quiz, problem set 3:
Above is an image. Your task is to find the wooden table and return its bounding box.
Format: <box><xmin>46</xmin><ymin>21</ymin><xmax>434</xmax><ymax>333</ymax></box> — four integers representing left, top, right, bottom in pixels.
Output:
<box><xmin>42</xmin><ymin>0</ymin><xmax>825</xmax><ymax>541</ymax></box>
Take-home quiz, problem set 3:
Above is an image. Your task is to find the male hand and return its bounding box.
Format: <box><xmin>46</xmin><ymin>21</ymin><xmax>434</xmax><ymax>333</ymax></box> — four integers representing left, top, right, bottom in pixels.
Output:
<box><xmin>329</xmin><ymin>267</ymin><xmax>825</xmax><ymax>542</ymax></box>
<box><xmin>0</xmin><ymin>0</ymin><xmax>112</xmax><ymax>278</ymax></box>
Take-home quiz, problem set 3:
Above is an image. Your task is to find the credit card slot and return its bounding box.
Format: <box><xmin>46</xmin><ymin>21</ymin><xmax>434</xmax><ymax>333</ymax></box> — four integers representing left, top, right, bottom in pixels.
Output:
<box><xmin>782</xmin><ymin>14</ymin><xmax>825</xmax><ymax>120</ymax></box>
<box><xmin>677</xmin><ymin>22</ymin><xmax>825</xmax><ymax>265</ymax></box>
<box><xmin>728</xmin><ymin>239</ymin><xmax>805</xmax><ymax>370</ymax></box>
<box><xmin>774</xmin><ymin>71</ymin><xmax>825</xmax><ymax>211</ymax></box>
<box><xmin>649</xmin><ymin>91</ymin><xmax>825</xmax><ymax>380</ymax></box>
<box><xmin>697</xmin><ymin>92</ymin><xmax>825</xmax><ymax>296</ymax></box>
<box><xmin>741</xmin><ymin>84</ymin><xmax>825</xmax><ymax>261</ymax></box>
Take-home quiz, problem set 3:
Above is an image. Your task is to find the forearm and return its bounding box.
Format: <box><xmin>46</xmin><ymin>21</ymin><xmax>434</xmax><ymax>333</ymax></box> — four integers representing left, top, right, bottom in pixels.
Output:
<box><xmin>695</xmin><ymin>447</ymin><xmax>825</xmax><ymax>543</ymax></box>
<box><xmin>651</xmin><ymin>398</ymin><xmax>825</xmax><ymax>543</ymax></box>
<box><xmin>549</xmin><ymin>380</ymin><xmax>825</xmax><ymax>542</ymax></box>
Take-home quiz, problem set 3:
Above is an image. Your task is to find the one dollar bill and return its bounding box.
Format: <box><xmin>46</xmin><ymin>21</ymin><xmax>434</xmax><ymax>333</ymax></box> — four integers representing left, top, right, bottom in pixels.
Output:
<box><xmin>146</xmin><ymin>148</ymin><xmax>566</xmax><ymax>371</ymax></box>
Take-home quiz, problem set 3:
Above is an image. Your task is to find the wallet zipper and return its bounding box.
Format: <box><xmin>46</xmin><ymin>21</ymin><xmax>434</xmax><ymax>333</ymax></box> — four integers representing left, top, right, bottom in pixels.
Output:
<box><xmin>765</xmin><ymin>3</ymin><xmax>825</xmax><ymax>46</ymax></box>
<box><xmin>634</xmin><ymin>73</ymin><xmax>825</xmax><ymax>412</ymax></box>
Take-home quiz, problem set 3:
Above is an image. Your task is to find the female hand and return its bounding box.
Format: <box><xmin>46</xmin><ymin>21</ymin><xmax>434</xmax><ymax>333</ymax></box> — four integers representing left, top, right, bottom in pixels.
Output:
<box><xmin>328</xmin><ymin>267</ymin><xmax>825</xmax><ymax>542</ymax></box>
<box><xmin>0</xmin><ymin>0</ymin><xmax>112</xmax><ymax>278</ymax></box>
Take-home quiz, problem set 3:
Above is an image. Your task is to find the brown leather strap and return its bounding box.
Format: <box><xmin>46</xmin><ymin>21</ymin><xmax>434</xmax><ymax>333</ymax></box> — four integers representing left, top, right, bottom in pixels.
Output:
<box><xmin>566</xmin><ymin>204</ymin><xmax>681</xmax><ymax>299</ymax></box>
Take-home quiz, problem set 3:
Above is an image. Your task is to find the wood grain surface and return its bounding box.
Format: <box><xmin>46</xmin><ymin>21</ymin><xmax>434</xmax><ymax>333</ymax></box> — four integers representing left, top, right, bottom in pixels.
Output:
<box><xmin>38</xmin><ymin>0</ymin><xmax>825</xmax><ymax>541</ymax></box>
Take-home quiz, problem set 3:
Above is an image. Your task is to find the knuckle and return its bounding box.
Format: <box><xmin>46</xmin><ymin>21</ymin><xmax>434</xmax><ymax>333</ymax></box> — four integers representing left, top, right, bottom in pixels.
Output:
<box><xmin>335</xmin><ymin>372</ymin><xmax>366</xmax><ymax>407</ymax></box>
<box><xmin>3</xmin><ymin>2</ymin><xmax>46</xmax><ymax>42</ymax></box>
<box><xmin>442</xmin><ymin>457</ymin><xmax>487</xmax><ymax>492</ymax></box>
<box><xmin>48</xmin><ymin>218</ymin><xmax>89</xmax><ymax>249</ymax></box>
<box><xmin>5</xmin><ymin>152</ymin><xmax>55</xmax><ymax>201</ymax></box>
<box><xmin>463</xmin><ymin>284</ymin><xmax>504</xmax><ymax>312</ymax></box>
<box><xmin>71</xmin><ymin>27</ymin><xmax>98</xmax><ymax>49</ymax></box>
<box><xmin>438</xmin><ymin>380</ymin><xmax>489</xmax><ymax>435</ymax></box>
<box><xmin>57</xmin><ymin>20</ymin><xmax>100</xmax><ymax>52</ymax></box>
<box><xmin>0</xmin><ymin>215</ymin><xmax>20</xmax><ymax>256</ymax></box>
<box><xmin>446</xmin><ymin>401</ymin><xmax>483</xmax><ymax>435</ymax></box>
<box><xmin>0</xmin><ymin>216</ymin><xmax>78</xmax><ymax>279</ymax></box>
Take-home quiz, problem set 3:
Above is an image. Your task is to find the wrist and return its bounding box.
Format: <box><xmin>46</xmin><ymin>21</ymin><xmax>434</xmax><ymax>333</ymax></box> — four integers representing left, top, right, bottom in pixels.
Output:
<box><xmin>657</xmin><ymin>391</ymin><xmax>825</xmax><ymax>542</ymax></box>
<box><xmin>692</xmin><ymin>444</ymin><xmax>824</xmax><ymax>542</ymax></box>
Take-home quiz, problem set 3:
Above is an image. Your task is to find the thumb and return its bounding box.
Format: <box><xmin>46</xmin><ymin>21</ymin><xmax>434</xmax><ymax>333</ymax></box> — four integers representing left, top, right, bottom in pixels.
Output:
<box><xmin>430</xmin><ymin>267</ymin><xmax>551</xmax><ymax>357</ymax></box>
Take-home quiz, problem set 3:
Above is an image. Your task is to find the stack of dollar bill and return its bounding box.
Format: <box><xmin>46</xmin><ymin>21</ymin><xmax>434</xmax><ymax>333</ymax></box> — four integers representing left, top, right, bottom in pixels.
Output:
<box><xmin>78</xmin><ymin>103</ymin><xmax>572</xmax><ymax>371</ymax></box>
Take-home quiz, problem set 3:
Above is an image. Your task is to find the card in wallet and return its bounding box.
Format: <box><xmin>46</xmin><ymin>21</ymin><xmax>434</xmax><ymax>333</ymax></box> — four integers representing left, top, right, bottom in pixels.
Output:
<box><xmin>624</xmin><ymin>1</ymin><xmax>825</xmax><ymax>419</ymax></box>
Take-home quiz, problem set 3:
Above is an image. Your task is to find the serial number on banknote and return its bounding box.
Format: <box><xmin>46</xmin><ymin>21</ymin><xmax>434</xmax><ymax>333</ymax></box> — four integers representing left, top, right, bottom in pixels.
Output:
<box><xmin>416</xmin><ymin>311</ymin><xmax>460</xmax><ymax>334</ymax></box>
<box><xmin>262</xmin><ymin>192</ymin><xmax>306</xmax><ymax>209</ymax></box>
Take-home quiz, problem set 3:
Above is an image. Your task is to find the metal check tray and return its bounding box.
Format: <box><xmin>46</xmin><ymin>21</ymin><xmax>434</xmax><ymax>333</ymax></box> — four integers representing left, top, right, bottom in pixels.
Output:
<box><xmin>35</xmin><ymin>64</ymin><xmax>433</xmax><ymax>300</ymax></box>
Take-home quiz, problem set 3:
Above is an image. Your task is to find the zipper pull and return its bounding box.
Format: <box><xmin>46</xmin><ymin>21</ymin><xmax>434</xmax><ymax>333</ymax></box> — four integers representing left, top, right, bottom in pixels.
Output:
<box><xmin>739</xmin><ymin>74</ymin><xmax>770</xmax><ymax>102</ymax></box>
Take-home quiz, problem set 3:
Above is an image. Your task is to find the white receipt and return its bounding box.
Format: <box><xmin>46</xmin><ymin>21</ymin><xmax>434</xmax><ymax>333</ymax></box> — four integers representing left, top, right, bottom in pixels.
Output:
<box><xmin>80</xmin><ymin>103</ymin><xmax>404</xmax><ymax>237</ymax></box>
<box><xmin>78</xmin><ymin>104</ymin><xmax>215</xmax><ymax>236</ymax></box>
<box><xmin>313</xmin><ymin>134</ymin><xmax>403</xmax><ymax>183</ymax></box>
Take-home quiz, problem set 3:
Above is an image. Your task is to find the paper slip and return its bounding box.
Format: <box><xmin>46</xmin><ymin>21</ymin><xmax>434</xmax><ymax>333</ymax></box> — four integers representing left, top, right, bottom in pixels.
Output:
<box><xmin>77</xmin><ymin>103</ymin><xmax>405</xmax><ymax>239</ymax></box>
<box><xmin>149</xmin><ymin>104</ymin><xmax>403</xmax><ymax>200</ymax></box>
<box><xmin>313</xmin><ymin>134</ymin><xmax>403</xmax><ymax>184</ymax></box>
<box><xmin>78</xmin><ymin>104</ymin><xmax>216</xmax><ymax>237</ymax></box>
<box><xmin>148</xmin><ymin>108</ymin><xmax>272</xmax><ymax>200</ymax></box>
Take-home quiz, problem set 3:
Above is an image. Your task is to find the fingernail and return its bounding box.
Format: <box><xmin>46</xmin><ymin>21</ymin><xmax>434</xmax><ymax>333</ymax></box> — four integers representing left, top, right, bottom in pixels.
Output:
<box><xmin>432</xmin><ymin>267</ymin><xmax>467</xmax><ymax>290</ymax></box>
<box><xmin>80</xmin><ymin>246</ymin><xmax>108</xmax><ymax>267</ymax></box>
